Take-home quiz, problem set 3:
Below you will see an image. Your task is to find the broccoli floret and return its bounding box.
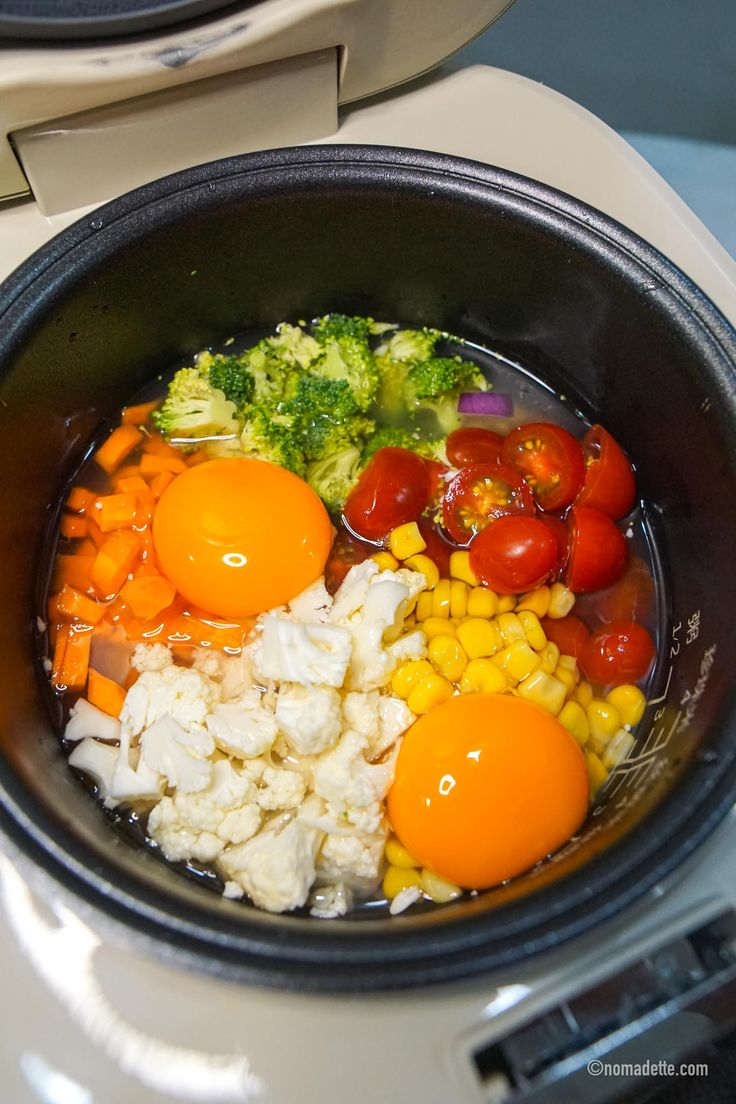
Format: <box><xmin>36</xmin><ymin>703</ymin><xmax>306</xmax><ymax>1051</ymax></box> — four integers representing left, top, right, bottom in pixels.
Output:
<box><xmin>385</xmin><ymin>328</ymin><xmax>442</xmax><ymax>364</ymax></box>
<box><xmin>312</xmin><ymin>313</ymin><xmax>374</xmax><ymax>343</ymax></box>
<box><xmin>267</xmin><ymin>323</ymin><xmax>322</xmax><ymax>370</ymax></box>
<box><xmin>361</xmin><ymin>425</ymin><xmax>448</xmax><ymax>464</ymax></box>
<box><xmin>306</xmin><ymin>446</ymin><xmax>362</xmax><ymax>514</ymax></box>
<box><xmin>282</xmin><ymin>376</ymin><xmax>373</xmax><ymax>461</ymax></box>
<box><xmin>152</xmin><ymin>368</ymin><xmax>239</xmax><ymax>439</ymax></box>
<box><xmin>406</xmin><ymin>355</ymin><xmax>486</xmax><ymax>401</ymax></box>
<box><xmin>239</xmin><ymin>407</ymin><xmax>306</xmax><ymax>476</ymax></box>
<box><xmin>205</xmin><ymin>354</ymin><xmax>255</xmax><ymax>408</ymax></box>
<box><xmin>310</xmin><ymin>337</ymin><xmax>380</xmax><ymax>413</ymax></box>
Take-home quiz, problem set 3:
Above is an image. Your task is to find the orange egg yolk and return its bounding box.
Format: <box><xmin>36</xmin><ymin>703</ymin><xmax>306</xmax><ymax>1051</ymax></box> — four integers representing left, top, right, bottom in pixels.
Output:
<box><xmin>153</xmin><ymin>457</ymin><xmax>333</xmax><ymax>619</ymax></box>
<box><xmin>387</xmin><ymin>693</ymin><xmax>589</xmax><ymax>889</ymax></box>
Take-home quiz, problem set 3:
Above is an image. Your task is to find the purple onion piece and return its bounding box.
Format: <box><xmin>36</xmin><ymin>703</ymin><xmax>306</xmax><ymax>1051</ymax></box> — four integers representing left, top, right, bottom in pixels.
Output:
<box><xmin>457</xmin><ymin>391</ymin><xmax>514</xmax><ymax>417</ymax></box>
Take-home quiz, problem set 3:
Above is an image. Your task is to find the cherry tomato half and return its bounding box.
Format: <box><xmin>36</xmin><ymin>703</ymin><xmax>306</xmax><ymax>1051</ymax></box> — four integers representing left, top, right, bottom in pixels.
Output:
<box><xmin>446</xmin><ymin>427</ymin><xmax>504</xmax><ymax>467</ymax></box>
<box><xmin>538</xmin><ymin>513</ymin><xmax>570</xmax><ymax>572</ymax></box>
<box><xmin>425</xmin><ymin>459</ymin><xmax>451</xmax><ymax>507</ymax></box>
<box><xmin>469</xmin><ymin>515</ymin><xmax>558</xmax><ymax>594</ymax></box>
<box><xmin>575</xmin><ymin>424</ymin><xmax>636</xmax><ymax>519</ymax></box>
<box><xmin>566</xmin><ymin>506</ymin><xmax>627</xmax><ymax>594</ymax></box>
<box><xmin>343</xmin><ymin>447</ymin><xmax>431</xmax><ymax>542</ymax></box>
<box><xmin>501</xmin><ymin>422</ymin><xmax>585</xmax><ymax>512</ymax></box>
<box><xmin>593</xmin><ymin>560</ymin><xmax>656</xmax><ymax>624</ymax></box>
<box><xmin>581</xmin><ymin>620</ymin><xmax>656</xmax><ymax>686</ymax></box>
<box><xmin>325</xmin><ymin>526</ymin><xmax>373</xmax><ymax>592</ymax></box>
<box><xmin>442</xmin><ymin>463</ymin><xmax>535</xmax><ymax>546</ymax></box>
<box><xmin>540</xmin><ymin>614</ymin><xmax>591</xmax><ymax>661</ymax></box>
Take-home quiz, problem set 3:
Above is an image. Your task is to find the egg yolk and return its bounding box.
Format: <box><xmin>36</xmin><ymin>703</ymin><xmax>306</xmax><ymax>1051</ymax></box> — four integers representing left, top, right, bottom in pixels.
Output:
<box><xmin>153</xmin><ymin>457</ymin><xmax>333</xmax><ymax>618</ymax></box>
<box><xmin>387</xmin><ymin>693</ymin><xmax>589</xmax><ymax>889</ymax></box>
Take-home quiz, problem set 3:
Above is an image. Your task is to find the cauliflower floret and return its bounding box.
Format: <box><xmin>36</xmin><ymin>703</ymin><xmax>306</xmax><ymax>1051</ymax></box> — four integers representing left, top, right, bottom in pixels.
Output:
<box><xmin>387</xmin><ymin>629</ymin><xmax>428</xmax><ymax>664</ymax></box>
<box><xmin>373</xmin><ymin>696</ymin><xmax>415</xmax><ymax>759</ymax></box>
<box><xmin>219</xmin><ymin>817</ymin><xmax>323</xmax><ymax>913</ymax></box>
<box><xmin>330</xmin><ymin>560</ymin><xmax>379</xmax><ymax>623</ymax></box>
<box><xmin>192</xmin><ymin>648</ymin><xmax>226</xmax><ymax>680</ymax></box>
<box><xmin>68</xmin><ymin>738</ymin><xmax>119</xmax><ymax>800</ymax></box>
<box><xmin>345</xmin><ymin>575</ymin><xmax>417</xmax><ymax>691</ymax></box>
<box><xmin>309</xmin><ymin>882</ymin><xmax>349</xmax><ymax>919</ymax></box>
<box><xmin>120</xmin><ymin>663</ymin><xmax>220</xmax><ymax>737</ymax></box>
<box><xmin>257</xmin><ymin>766</ymin><xmax>307</xmax><ymax>811</ymax></box>
<box><xmin>318</xmin><ymin>830</ymin><xmax>387</xmax><ymax>882</ymax></box>
<box><xmin>139</xmin><ymin>714</ymin><xmax>214</xmax><ymax>793</ymax></box>
<box><xmin>220</xmin><ymin>652</ymin><xmax>257</xmax><ymax>703</ymax></box>
<box><xmin>108</xmin><ymin>729</ymin><xmax>165</xmax><ymax>805</ymax></box>
<box><xmin>275</xmin><ymin>684</ymin><xmax>342</xmax><ymax>755</ymax></box>
<box><xmin>260</xmin><ymin>614</ymin><xmax>352</xmax><ymax>688</ymax></box>
<box><xmin>131</xmin><ymin>643</ymin><xmax>174</xmax><ymax>673</ymax></box>
<box><xmin>341</xmin><ymin>690</ymin><xmax>380</xmax><ymax>737</ymax></box>
<box><xmin>313</xmin><ymin>729</ymin><xmax>395</xmax><ymax>813</ymax></box>
<box><xmin>148</xmin><ymin>759</ymin><xmax>261</xmax><ymax>863</ymax></box>
<box><xmin>288</xmin><ymin>578</ymin><xmax>333</xmax><ymax>623</ymax></box>
<box><xmin>64</xmin><ymin>698</ymin><xmax>121</xmax><ymax>744</ymax></box>
<box><xmin>206</xmin><ymin>692</ymin><xmax>278</xmax><ymax>759</ymax></box>
<box><xmin>392</xmin><ymin>566</ymin><xmax>430</xmax><ymax>603</ymax></box>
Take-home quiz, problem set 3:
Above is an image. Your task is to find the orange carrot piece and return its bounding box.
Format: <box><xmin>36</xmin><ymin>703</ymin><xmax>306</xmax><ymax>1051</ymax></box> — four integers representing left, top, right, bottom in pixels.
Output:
<box><xmin>150</xmin><ymin>469</ymin><xmax>176</xmax><ymax>499</ymax></box>
<box><xmin>141</xmin><ymin>433</ymin><xmax>186</xmax><ymax>460</ymax></box>
<box><xmin>139</xmin><ymin>451</ymin><xmax>187</xmax><ymax>476</ymax></box>
<box><xmin>114</xmin><ymin>463</ymin><xmax>141</xmax><ymax>481</ymax></box>
<box><xmin>94</xmin><ymin>425</ymin><xmax>143</xmax><ymax>474</ymax></box>
<box><xmin>56</xmin><ymin>583</ymin><xmax>105</xmax><ymax>625</ymax></box>
<box><xmin>51</xmin><ymin>623</ymin><xmax>70</xmax><ymax>684</ymax></box>
<box><xmin>122</xmin><ymin>400</ymin><xmax>159</xmax><ymax>426</ymax></box>
<box><xmin>120</xmin><ymin>574</ymin><xmax>176</xmax><ymax>620</ymax></box>
<box><xmin>93</xmin><ymin>492</ymin><xmax>137</xmax><ymax>532</ymax></box>
<box><xmin>91</xmin><ymin>530</ymin><xmax>141</xmax><ymax>597</ymax></box>
<box><xmin>65</xmin><ymin>486</ymin><xmax>95</xmax><ymax>514</ymax></box>
<box><xmin>186</xmin><ymin>449</ymin><xmax>210</xmax><ymax>467</ymax></box>
<box><xmin>61</xmin><ymin>514</ymin><xmax>88</xmax><ymax>539</ymax></box>
<box><xmin>53</xmin><ymin>554</ymin><xmax>95</xmax><ymax>592</ymax></box>
<box><xmin>86</xmin><ymin>518</ymin><xmax>106</xmax><ymax>549</ymax></box>
<box><xmin>87</xmin><ymin>668</ymin><xmax>127</xmax><ymax>717</ymax></box>
<box><xmin>58</xmin><ymin>626</ymin><xmax>91</xmax><ymax>691</ymax></box>
<box><xmin>114</xmin><ymin>474</ymin><xmax>149</xmax><ymax>495</ymax></box>
<box><xmin>47</xmin><ymin>593</ymin><xmax>60</xmax><ymax>622</ymax></box>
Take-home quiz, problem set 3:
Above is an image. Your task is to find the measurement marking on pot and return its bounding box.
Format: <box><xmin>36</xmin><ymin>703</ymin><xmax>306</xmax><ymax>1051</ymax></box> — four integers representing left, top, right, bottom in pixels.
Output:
<box><xmin>648</xmin><ymin>664</ymin><xmax>673</xmax><ymax>706</ymax></box>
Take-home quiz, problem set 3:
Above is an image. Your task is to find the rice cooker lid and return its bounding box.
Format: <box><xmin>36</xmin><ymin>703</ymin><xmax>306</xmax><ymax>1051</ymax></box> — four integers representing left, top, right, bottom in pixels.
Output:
<box><xmin>0</xmin><ymin>0</ymin><xmax>259</xmax><ymax>40</ymax></box>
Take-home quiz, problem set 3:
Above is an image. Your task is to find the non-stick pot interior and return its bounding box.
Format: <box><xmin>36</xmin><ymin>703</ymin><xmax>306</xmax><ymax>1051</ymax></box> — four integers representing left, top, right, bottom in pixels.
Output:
<box><xmin>1</xmin><ymin>147</ymin><xmax>735</xmax><ymax>989</ymax></box>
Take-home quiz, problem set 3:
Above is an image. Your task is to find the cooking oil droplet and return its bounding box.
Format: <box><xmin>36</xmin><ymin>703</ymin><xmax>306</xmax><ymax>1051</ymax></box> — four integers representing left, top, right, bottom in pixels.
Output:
<box><xmin>89</xmin><ymin>218</ymin><xmax>103</xmax><ymax>230</ymax></box>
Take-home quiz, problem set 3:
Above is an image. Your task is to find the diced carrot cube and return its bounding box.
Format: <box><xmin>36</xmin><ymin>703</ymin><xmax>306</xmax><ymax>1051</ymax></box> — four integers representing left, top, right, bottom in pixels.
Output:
<box><xmin>139</xmin><ymin>452</ymin><xmax>187</xmax><ymax>476</ymax></box>
<box><xmin>57</xmin><ymin>626</ymin><xmax>91</xmax><ymax>691</ymax></box>
<box><xmin>65</xmin><ymin>486</ymin><xmax>95</xmax><ymax>514</ymax></box>
<box><xmin>51</xmin><ymin>624</ymin><xmax>71</xmax><ymax>684</ymax></box>
<box><xmin>94</xmin><ymin>425</ymin><xmax>143</xmax><ymax>474</ymax></box>
<box><xmin>86</xmin><ymin>518</ymin><xmax>106</xmax><ymax>549</ymax></box>
<box><xmin>185</xmin><ymin>449</ymin><xmax>210</xmax><ymax>467</ymax></box>
<box><xmin>122</xmin><ymin>400</ymin><xmax>159</xmax><ymax>426</ymax></box>
<box><xmin>120</xmin><ymin>574</ymin><xmax>176</xmax><ymax>620</ymax></box>
<box><xmin>114</xmin><ymin>475</ymin><xmax>149</xmax><ymax>495</ymax></box>
<box><xmin>150</xmin><ymin>470</ymin><xmax>176</xmax><ymax>499</ymax></box>
<box><xmin>53</xmin><ymin>554</ymin><xmax>95</xmax><ymax>592</ymax></box>
<box><xmin>56</xmin><ymin>583</ymin><xmax>105</xmax><ymax>625</ymax></box>
<box><xmin>61</xmin><ymin>514</ymin><xmax>88</xmax><ymax>539</ymax></box>
<box><xmin>91</xmin><ymin>530</ymin><xmax>141</xmax><ymax>597</ymax></box>
<box><xmin>93</xmin><ymin>492</ymin><xmax>137</xmax><ymax>532</ymax></box>
<box><xmin>87</xmin><ymin>668</ymin><xmax>127</xmax><ymax>718</ymax></box>
<box><xmin>114</xmin><ymin>464</ymin><xmax>140</xmax><ymax>480</ymax></box>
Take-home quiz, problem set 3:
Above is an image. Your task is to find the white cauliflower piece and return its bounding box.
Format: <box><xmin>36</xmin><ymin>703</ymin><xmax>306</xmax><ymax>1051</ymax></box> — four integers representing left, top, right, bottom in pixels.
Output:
<box><xmin>219</xmin><ymin>652</ymin><xmax>257</xmax><ymax>702</ymax></box>
<box><xmin>309</xmin><ymin>882</ymin><xmax>349</xmax><ymax>919</ymax></box>
<box><xmin>260</xmin><ymin>614</ymin><xmax>352</xmax><ymax>688</ymax></box>
<box><xmin>392</xmin><ymin>566</ymin><xmax>430</xmax><ymax>602</ymax></box>
<box><xmin>257</xmin><ymin>767</ymin><xmax>307</xmax><ymax>811</ymax></box>
<box><xmin>68</xmin><ymin>738</ymin><xmax>119</xmax><ymax>800</ymax></box>
<box><xmin>139</xmin><ymin>714</ymin><xmax>214</xmax><ymax>793</ymax></box>
<box><xmin>148</xmin><ymin>759</ymin><xmax>260</xmax><ymax>863</ymax></box>
<box><xmin>373</xmin><ymin>696</ymin><xmax>415</xmax><ymax>759</ymax></box>
<box><xmin>387</xmin><ymin>629</ymin><xmax>428</xmax><ymax>664</ymax></box>
<box><xmin>345</xmin><ymin>575</ymin><xmax>415</xmax><ymax>691</ymax></box>
<box><xmin>319</xmin><ymin>830</ymin><xmax>386</xmax><ymax>882</ymax></box>
<box><xmin>313</xmin><ymin>730</ymin><xmax>395</xmax><ymax>814</ymax></box>
<box><xmin>219</xmin><ymin>817</ymin><xmax>323</xmax><ymax>913</ymax></box>
<box><xmin>192</xmin><ymin>648</ymin><xmax>226</xmax><ymax>679</ymax></box>
<box><xmin>131</xmin><ymin>643</ymin><xmax>174</xmax><ymax>673</ymax></box>
<box><xmin>120</xmin><ymin>663</ymin><xmax>220</xmax><ymax>737</ymax></box>
<box><xmin>109</xmin><ymin>729</ymin><xmax>165</xmax><ymax>805</ymax></box>
<box><xmin>330</xmin><ymin>560</ymin><xmax>379</xmax><ymax>623</ymax></box>
<box><xmin>275</xmin><ymin>684</ymin><xmax>342</xmax><ymax>755</ymax></box>
<box><xmin>64</xmin><ymin>698</ymin><xmax>121</xmax><ymax>744</ymax></box>
<box><xmin>206</xmin><ymin>692</ymin><xmax>278</xmax><ymax>759</ymax></box>
<box><xmin>288</xmin><ymin>578</ymin><xmax>333</xmax><ymax>623</ymax></box>
<box><xmin>341</xmin><ymin>690</ymin><xmax>380</xmax><ymax>737</ymax></box>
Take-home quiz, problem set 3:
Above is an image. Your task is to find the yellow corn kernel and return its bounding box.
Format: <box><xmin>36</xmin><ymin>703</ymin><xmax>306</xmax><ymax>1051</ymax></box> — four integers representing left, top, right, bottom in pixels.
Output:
<box><xmin>517</xmin><ymin>669</ymin><xmax>567</xmax><ymax>715</ymax></box>
<box><xmin>428</xmin><ymin>634</ymin><xmax>468</xmax><ymax>683</ymax></box>
<box><xmin>459</xmin><ymin>657</ymin><xmax>508</xmax><ymax>694</ymax></box>
<box><xmin>493</xmin><ymin>640</ymin><xmax>541</xmax><ymax>682</ymax></box>
<box><xmin>370</xmin><ymin>551</ymin><xmax>399</xmax><ymax>572</ymax></box>
<box><xmin>517</xmin><ymin>610</ymin><xmax>547</xmax><ymax>652</ymax></box>
<box><xmin>407</xmin><ymin>672</ymin><xmax>454</xmax><ymax>714</ymax></box>
<box><xmin>385</xmin><ymin>837</ymin><xmax>420</xmax><ymax>869</ymax></box>
<box><xmin>515</xmin><ymin>586</ymin><xmax>551</xmax><ymax>619</ymax></box>
<box><xmin>456</xmin><ymin>617</ymin><xmax>502</xmax><ymax>659</ymax></box>
<box><xmin>449</xmin><ymin>550</ymin><xmax>479</xmax><ymax>586</ymax></box>
<box><xmin>539</xmin><ymin>641</ymin><xmax>561</xmax><ymax>674</ymax></box>
<box><xmin>496</xmin><ymin>611</ymin><xmax>526</xmax><ymax>646</ymax></box>
<box><xmin>402</xmin><ymin>553</ymin><xmax>440</xmax><ymax>589</ymax></box>
<box><xmin>431</xmin><ymin>578</ymin><xmax>452</xmax><ymax>618</ymax></box>
<box><xmin>587</xmin><ymin>699</ymin><xmax>623</xmax><ymax>742</ymax></box>
<box><xmin>547</xmin><ymin>581</ymin><xmax>575</xmax><ymax>619</ymax></box>
<box><xmin>496</xmin><ymin>593</ymin><xmax>517</xmax><ymax>614</ymax></box>
<box><xmin>602</xmin><ymin>728</ymin><xmax>635</xmax><ymax>770</ymax></box>
<box><xmin>404</xmin><ymin>614</ymin><xmax>416</xmax><ymax>628</ymax></box>
<box><xmin>606</xmin><ymin>684</ymin><xmax>646</xmax><ymax>728</ymax></box>
<box><xmin>415</xmin><ymin>591</ymin><xmax>433</xmax><ymax>622</ymax></box>
<box><xmin>467</xmin><ymin>586</ymin><xmax>498</xmax><ymax>618</ymax></box>
<box><xmin>557</xmin><ymin>654</ymin><xmax>579</xmax><ymax>678</ymax></box>
<box><xmin>450</xmin><ymin>579</ymin><xmax>469</xmax><ymax>619</ymax></box>
<box><xmin>558</xmin><ymin>701</ymin><xmax>590</xmax><ymax>746</ymax></box>
<box><xmin>388</xmin><ymin>522</ymin><xmax>426</xmax><ymax>561</ymax></box>
<box><xmin>383</xmin><ymin>865</ymin><xmax>422</xmax><ymax>900</ymax></box>
<box><xmin>420</xmin><ymin>868</ymin><xmax>462</xmax><ymax>903</ymax></box>
<box><xmin>575</xmin><ymin>679</ymin><xmax>594</xmax><ymax>708</ymax></box>
<box><xmin>391</xmin><ymin>659</ymin><xmax>435</xmax><ymax>699</ymax></box>
<box><xmin>553</xmin><ymin>662</ymin><xmax>577</xmax><ymax>693</ymax></box>
<box><xmin>422</xmin><ymin>616</ymin><xmax>457</xmax><ymax>641</ymax></box>
<box><xmin>585</xmin><ymin>750</ymin><xmax>609</xmax><ymax>797</ymax></box>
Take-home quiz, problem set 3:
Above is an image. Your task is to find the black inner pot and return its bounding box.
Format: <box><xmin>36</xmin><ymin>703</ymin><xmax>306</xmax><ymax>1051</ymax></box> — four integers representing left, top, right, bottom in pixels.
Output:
<box><xmin>1</xmin><ymin>145</ymin><xmax>735</xmax><ymax>992</ymax></box>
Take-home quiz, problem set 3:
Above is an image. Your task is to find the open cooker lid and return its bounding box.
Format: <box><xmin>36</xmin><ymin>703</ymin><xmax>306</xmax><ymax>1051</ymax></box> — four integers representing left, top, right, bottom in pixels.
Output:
<box><xmin>0</xmin><ymin>0</ymin><xmax>253</xmax><ymax>40</ymax></box>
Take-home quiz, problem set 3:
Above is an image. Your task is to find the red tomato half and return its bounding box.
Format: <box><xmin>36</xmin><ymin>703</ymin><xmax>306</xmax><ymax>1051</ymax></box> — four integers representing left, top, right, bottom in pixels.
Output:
<box><xmin>566</xmin><ymin>506</ymin><xmax>627</xmax><ymax>594</ymax></box>
<box><xmin>425</xmin><ymin>459</ymin><xmax>451</xmax><ymax>507</ymax></box>
<box><xmin>469</xmin><ymin>515</ymin><xmax>558</xmax><ymax>594</ymax></box>
<box><xmin>593</xmin><ymin>560</ymin><xmax>656</xmax><ymax>624</ymax></box>
<box><xmin>501</xmin><ymin>422</ymin><xmax>585</xmax><ymax>512</ymax></box>
<box><xmin>538</xmin><ymin>513</ymin><xmax>570</xmax><ymax>572</ymax></box>
<box><xmin>446</xmin><ymin>427</ymin><xmax>504</xmax><ymax>467</ymax></box>
<box><xmin>575</xmin><ymin>425</ymin><xmax>636</xmax><ymax>519</ymax></box>
<box><xmin>442</xmin><ymin>463</ymin><xmax>534</xmax><ymax>545</ymax></box>
<box><xmin>541</xmin><ymin>614</ymin><xmax>591</xmax><ymax>661</ymax></box>
<box><xmin>581</xmin><ymin>621</ymin><xmax>656</xmax><ymax>686</ymax></box>
<box><xmin>325</xmin><ymin>526</ymin><xmax>373</xmax><ymax>592</ymax></box>
<box><xmin>343</xmin><ymin>447</ymin><xmax>431</xmax><ymax>542</ymax></box>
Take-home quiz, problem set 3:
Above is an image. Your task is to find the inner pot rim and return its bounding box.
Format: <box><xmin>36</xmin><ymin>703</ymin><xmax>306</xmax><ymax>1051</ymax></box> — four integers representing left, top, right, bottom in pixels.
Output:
<box><xmin>1</xmin><ymin>144</ymin><xmax>735</xmax><ymax>993</ymax></box>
